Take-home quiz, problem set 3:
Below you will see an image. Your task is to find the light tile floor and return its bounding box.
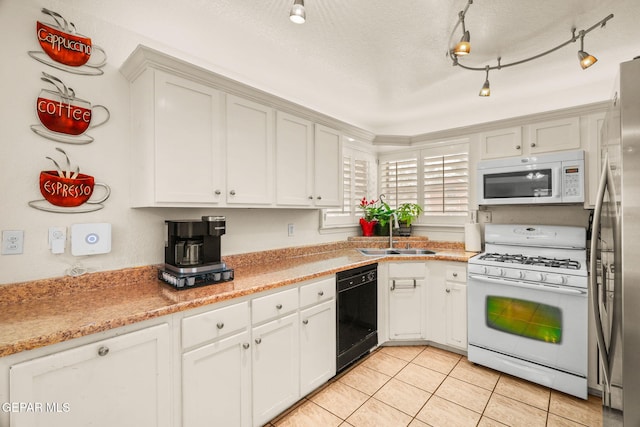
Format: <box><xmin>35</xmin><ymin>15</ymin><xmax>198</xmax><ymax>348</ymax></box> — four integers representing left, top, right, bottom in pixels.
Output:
<box><xmin>267</xmin><ymin>345</ymin><xmax>602</xmax><ymax>427</ymax></box>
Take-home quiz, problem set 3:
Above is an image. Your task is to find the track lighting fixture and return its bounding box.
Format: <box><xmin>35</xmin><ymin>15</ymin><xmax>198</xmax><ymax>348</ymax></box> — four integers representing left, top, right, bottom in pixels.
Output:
<box><xmin>290</xmin><ymin>0</ymin><xmax>306</xmax><ymax>24</ymax></box>
<box><xmin>479</xmin><ymin>66</ymin><xmax>490</xmax><ymax>97</ymax></box>
<box><xmin>578</xmin><ymin>30</ymin><xmax>597</xmax><ymax>69</ymax></box>
<box><xmin>447</xmin><ymin>0</ymin><xmax>613</xmax><ymax>96</ymax></box>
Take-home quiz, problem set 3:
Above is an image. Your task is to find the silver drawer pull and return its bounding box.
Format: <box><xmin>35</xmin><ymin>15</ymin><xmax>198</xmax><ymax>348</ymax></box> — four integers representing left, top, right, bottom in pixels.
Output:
<box><xmin>446</xmin><ymin>288</ymin><xmax>451</xmax><ymax>293</ymax></box>
<box><xmin>243</xmin><ymin>343</ymin><xmax>250</xmax><ymax>349</ymax></box>
<box><xmin>276</xmin><ymin>304</ymin><xmax>283</xmax><ymax>310</ymax></box>
<box><xmin>302</xmin><ymin>319</ymin><xmax>309</xmax><ymax>325</ymax></box>
<box><xmin>97</xmin><ymin>346</ymin><xmax>109</xmax><ymax>357</ymax></box>
<box><xmin>255</xmin><ymin>338</ymin><xmax>262</xmax><ymax>344</ymax></box>
<box><xmin>217</xmin><ymin>322</ymin><xmax>224</xmax><ymax>329</ymax></box>
<box><xmin>452</xmin><ymin>272</ymin><xmax>458</xmax><ymax>277</ymax></box>
<box><xmin>391</xmin><ymin>279</ymin><xmax>417</xmax><ymax>290</ymax></box>
<box><xmin>318</xmin><ymin>290</ymin><xmax>324</xmax><ymax>296</ymax></box>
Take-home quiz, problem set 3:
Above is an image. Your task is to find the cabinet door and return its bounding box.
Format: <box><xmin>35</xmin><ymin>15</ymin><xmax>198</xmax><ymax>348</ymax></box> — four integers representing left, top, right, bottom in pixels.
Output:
<box><xmin>445</xmin><ymin>282</ymin><xmax>468</xmax><ymax>349</ymax></box>
<box><xmin>313</xmin><ymin>125</ymin><xmax>342</xmax><ymax>207</ymax></box>
<box><xmin>479</xmin><ymin>127</ymin><xmax>523</xmax><ymax>159</ymax></box>
<box><xmin>9</xmin><ymin>323</ymin><xmax>171</xmax><ymax>427</ymax></box>
<box><xmin>155</xmin><ymin>72</ymin><xmax>223</xmax><ymax>203</ymax></box>
<box><xmin>276</xmin><ymin>111</ymin><xmax>314</xmax><ymax>206</ymax></box>
<box><xmin>528</xmin><ymin>117</ymin><xmax>580</xmax><ymax>154</ymax></box>
<box><xmin>183</xmin><ymin>330</ymin><xmax>251</xmax><ymax>427</ymax></box>
<box><xmin>252</xmin><ymin>313</ymin><xmax>299</xmax><ymax>427</ymax></box>
<box><xmin>300</xmin><ymin>299</ymin><xmax>336</xmax><ymax>396</ymax></box>
<box><xmin>226</xmin><ymin>95</ymin><xmax>274</xmax><ymax>205</ymax></box>
<box><xmin>388</xmin><ymin>279</ymin><xmax>425</xmax><ymax>340</ymax></box>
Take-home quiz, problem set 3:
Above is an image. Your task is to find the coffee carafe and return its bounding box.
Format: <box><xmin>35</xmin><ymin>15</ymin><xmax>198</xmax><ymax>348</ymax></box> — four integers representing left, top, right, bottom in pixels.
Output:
<box><xmin>164</xmin><ymin>216</ymin><xmax>227</xmax><ymax>273</ymax></box>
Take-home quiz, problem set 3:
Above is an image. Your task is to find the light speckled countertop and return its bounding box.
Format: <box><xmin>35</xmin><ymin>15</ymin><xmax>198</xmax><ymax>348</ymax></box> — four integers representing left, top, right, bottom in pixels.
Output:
<box><xmin>0</xmin><ymin>240</ymin><xmax>476</xmax><ymax>357</ymax></box>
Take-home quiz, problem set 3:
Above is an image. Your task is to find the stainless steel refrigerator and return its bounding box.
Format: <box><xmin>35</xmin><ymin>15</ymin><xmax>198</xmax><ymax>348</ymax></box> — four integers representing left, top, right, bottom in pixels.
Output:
<box><xmin>590</xmin><ymin>56</ymin><xmax>640</xmax><ymax>426</ymax></box>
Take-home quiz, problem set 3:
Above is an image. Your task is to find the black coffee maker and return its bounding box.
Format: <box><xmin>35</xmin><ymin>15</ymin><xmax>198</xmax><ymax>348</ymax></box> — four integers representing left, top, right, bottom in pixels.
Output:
<box><xmin>159</xmin><ymin>216</ymin><xmax>234</xmax><ymax>289</ymax></box>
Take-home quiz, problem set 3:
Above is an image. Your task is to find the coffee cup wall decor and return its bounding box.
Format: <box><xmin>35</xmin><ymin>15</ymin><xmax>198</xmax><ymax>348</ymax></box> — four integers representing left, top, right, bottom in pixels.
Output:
<box><xmin>29</xmin><ymin>148</ymin><xmax>111</xmax><ymax>213</ymax></box>
<box><xmin>31</xmin><ymin>72</ymin><xmax>110</xmax><ymax>144</ymax></box>
<box><xmin>28</xmin><ymin>8</ymin><xmax>107</xmax><ymax>76</ymax></box>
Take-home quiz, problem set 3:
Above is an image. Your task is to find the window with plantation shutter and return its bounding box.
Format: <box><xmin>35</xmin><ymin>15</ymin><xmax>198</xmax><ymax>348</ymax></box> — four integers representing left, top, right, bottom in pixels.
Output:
<box><xmin>322</xmin><ymin>146</ymin><xmax>376</xmax><ymax>227</ymax></box>
<box><xmin>379</xmin><ymin>156</ymin><xmax>418</xmax><ymax>208</ymax></box>
<box><xmin>423</xmin><ymin>152</ymin><xmax>469</xmax><ymax>216</ymax></box>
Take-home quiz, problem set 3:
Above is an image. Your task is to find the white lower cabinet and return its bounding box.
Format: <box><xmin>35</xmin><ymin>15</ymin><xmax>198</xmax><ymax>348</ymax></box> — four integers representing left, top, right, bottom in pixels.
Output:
<box><xmin>427</xmin><ymin>262</ymin><xmax>468</xmax><ymax>351</ymax></box>
<box><xmin>388</xmin><ymin>263</ymin><xmax>427</xmax><ymax>341</ymax></box>
<box><xmin>252</xmin><ymin>312</ymin><xmax>299</xmax><ymax>427</ymax></box>
<box><xmin>181</xmin><ymin>301</ymin><xmax>252</xmax><ymax>427</ymax></box>
<box><xmin>299</xmin><ymin>276</ymin><xmax>336</xmax><ymax>396</ymax></box>
<box><xmin>9</xmin><ymin>323</ymin><xmax>171</xmax><ymax>427</ymax></box>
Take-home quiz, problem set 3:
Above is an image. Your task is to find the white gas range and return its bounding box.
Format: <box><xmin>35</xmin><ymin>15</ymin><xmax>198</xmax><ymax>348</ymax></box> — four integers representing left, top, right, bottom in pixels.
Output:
<box><xmin>467</xmin><ymin>224</ymin><xmax>588</xmax><ymax>399</ymax></box>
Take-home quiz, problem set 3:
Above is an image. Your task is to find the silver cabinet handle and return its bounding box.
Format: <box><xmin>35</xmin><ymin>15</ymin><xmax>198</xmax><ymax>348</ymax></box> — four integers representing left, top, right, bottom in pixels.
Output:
<box><xmin>230</xmin><ymin>190</ymin><xmax>236</xmax><ymax>195</ymax></box>
<box><xmin>318</xmin><ymin>290</ymin><xmax>324</xmax><ymax>296</ymax></box>
<box><xmin>243</xmin><ymin>343</ymin><xmax>250</xmax><ymax>349</ymax></box>
<box><xmin>446</xmin><ymin>288</ymin><xmax>451</xmax><ymax>293</ymax></box>
<box><xmin>255</xmin><ymin>338</ymin><xmax>262</xmax><ymax>344</ymax></box>
<box><xmin>214</xmin><ymin>190</ymin><xmax>221</xmax><ymax>195</ymax></box>
<box><xmin>453</xmin><ymin>272</ymin><xmax>458</xmax><ymax>277</ymax></box>
<box><xmin>302</xmin><ymin>319</ymin><xmax>309</xmax><ymax>325</ymax></box>
<box><xmin>308</xmin><ymin>196</ymin><xmax>314</xmax><ymax>199</ymax></box>
<box><xmin>531</xmin><ymin>143</ymin><xmax>536</xmax><ymax>147</ymax></box>
<box><xmin>216</xmin><ymin>322</ymin><xmax>224</xmax><ymax>329</ymax></box>
<box><xmin>515</xmin><ymin>145</ymin><xmax>521</xmax><ymax>150</ymax></box>
<box><xmin>276</xmin><ymin>304</ymin><xmax>283</xmax><ymax>310</ymax></box>
<box><xmin>97</xmin><ymin>346</ymin><xmax>109</xmax><ymax>357</ymax></box>
<box><xmin>316</xmin><ymin>196</ymin><xmax>322</xmax><ymax>200</ymax></box>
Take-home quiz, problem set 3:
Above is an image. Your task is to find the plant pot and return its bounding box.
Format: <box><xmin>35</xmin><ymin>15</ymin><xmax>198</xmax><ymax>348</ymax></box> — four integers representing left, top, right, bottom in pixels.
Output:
<box><xmin>375</xmin><ymin>222</ymin><xmax>390</xmax><ymax>236</ymax></box>
<box><xmin>359</xmin><ymin>218</ymin><xmax>377</xmax><ymax>236</ymax></box>
<box><xmin>397</xmin><ymin>221</ymin><xmax>412</xmax><ymax>236</ymax></box>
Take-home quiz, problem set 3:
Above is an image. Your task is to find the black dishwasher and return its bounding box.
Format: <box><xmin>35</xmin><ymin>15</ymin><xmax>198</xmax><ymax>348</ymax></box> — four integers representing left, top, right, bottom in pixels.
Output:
<box><xmin>336</xmin><ymin>263</ymin><xmax>378</xmax><ymax>372</ymax></box>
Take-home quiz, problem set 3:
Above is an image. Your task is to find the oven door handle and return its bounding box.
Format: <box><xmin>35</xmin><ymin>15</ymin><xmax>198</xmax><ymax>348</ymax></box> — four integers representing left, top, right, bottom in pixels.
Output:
<box><xmin>468</xmin><ymin>274</ymin><xmax>587</xmax><ymax>296</ymax></box>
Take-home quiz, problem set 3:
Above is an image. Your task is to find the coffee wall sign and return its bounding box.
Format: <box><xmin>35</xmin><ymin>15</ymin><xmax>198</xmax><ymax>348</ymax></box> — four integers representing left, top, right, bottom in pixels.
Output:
<box><xmin>31</xmin><ymin>72</ymin><xmax>110</xmax><ymax>144</ymax></box>
<box><xmin>28</xmin><ymin>8</ymin><xmax>107</xmax><ymax>76</ymax></box>
<box><xmin>29</xmin><ymin>148</ymin><xmax>111</xmax><ymax>213</ymax></box>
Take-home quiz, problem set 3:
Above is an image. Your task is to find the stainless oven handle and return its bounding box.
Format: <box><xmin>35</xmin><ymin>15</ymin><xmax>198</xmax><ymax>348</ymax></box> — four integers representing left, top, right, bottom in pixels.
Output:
<box><xmin>468</xmin><ymin>274</ymin><xmax>587</xmax><ymax>295</ymax></box>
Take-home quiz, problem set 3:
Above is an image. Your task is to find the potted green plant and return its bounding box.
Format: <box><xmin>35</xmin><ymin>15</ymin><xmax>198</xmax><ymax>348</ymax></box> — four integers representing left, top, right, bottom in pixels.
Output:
<box><xmin>395</xmin><ymin>203</ymin><xmax>423</xmax><ymax>236</ymax></box>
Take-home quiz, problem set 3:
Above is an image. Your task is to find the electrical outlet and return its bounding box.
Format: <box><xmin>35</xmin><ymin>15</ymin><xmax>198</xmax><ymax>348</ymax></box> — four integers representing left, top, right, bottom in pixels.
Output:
<box><xmin>2</xmin><ymin>230</ymin><xmax>24</xmax><ymax>255</ymax></box>
<box><xmin>479</xmin><ymin>211</ymin><xmax>492</xmax><ymax>223</ymax></box>
<box><xmin>287</xmin><ymin>223</ymin><xmax>295</xmax><ymax>236</ymax></box>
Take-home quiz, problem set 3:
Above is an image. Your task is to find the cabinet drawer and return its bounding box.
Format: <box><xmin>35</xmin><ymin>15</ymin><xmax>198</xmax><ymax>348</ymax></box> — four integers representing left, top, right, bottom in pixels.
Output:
<box><xmin>388</xmin><ymin>262</ymin><xmax>426</xmax><ymax>278</ymax></box>
<box><xmin>252</xmin><ymin>287</ymin><xmax>299</xmax><ymax>325</ymax></box>
<box><xmin>182</xmin><ymin>301</ymin><xmax>249</xmax><ymax>349</ymax></box>
<box><xmin>300</xmin><ymin>277</ymin><xmax>335</xmax><ymax>308</ymax></box>
<box><xmin>446</xmin><ymin>267</ymin><xmax>467</xmax><ymax>283</ymax></box>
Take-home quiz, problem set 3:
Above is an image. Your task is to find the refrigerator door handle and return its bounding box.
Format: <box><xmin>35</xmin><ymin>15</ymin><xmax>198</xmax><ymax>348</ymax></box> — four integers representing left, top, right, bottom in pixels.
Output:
<box><xmin>590</xmin><ymin>153</ymin><xmax>612</xmax><ymax>387</ymax></box>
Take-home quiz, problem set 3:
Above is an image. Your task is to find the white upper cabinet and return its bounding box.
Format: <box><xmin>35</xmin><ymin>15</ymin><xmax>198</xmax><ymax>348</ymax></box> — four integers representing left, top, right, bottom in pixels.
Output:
<box><xmin>479</xmin><ymin>117</ymin><xmax>581</xmax><ymax>160</ymax></box>
<box><xmin>313</xmin><ymin>125</ymin><xmax>342</xmax><ymax>207</ymax></box>
<box><xmin>226</xmin><ymin>95</ymin><xmax>275</xmax><ymax>205</ymax></box>
<box><xmin>130</xmin><ymin>69</ymin><xmax>224</xmax><ymax>206</ymax></box>
<box><xmin>276</xmin><ymin>112</ymin><xmax>314</xmax><ymax>206</ymax></box>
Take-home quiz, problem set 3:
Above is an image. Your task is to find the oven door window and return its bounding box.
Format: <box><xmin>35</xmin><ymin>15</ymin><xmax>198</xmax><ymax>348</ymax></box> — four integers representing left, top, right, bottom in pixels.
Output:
<box><xmin>483</xmin><ymin>168</ymin><xmax>552</xmax><ymax>199</ymax></box>
<box><xmin>486</xmin><ymin>296</ymin><xmax>562</xmax><ymax>343</ymax></box>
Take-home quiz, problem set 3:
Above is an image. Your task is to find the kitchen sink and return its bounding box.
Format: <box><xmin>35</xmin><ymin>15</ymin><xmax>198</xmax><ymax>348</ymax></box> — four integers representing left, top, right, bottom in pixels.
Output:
<box><xmin>357</xmin><ymin>248</ymin><xmax>436</xmax><ymax>256</ymax></box>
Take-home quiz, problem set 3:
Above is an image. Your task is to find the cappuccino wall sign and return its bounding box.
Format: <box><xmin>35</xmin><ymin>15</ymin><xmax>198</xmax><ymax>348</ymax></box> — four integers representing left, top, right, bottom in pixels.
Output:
<box><xmin>28</xmin><ymin>148</ymin><xmax>111</xmax><ymax>213</ymax></box>
<box><xmin>31</xmin><ymin>72</ymin><xmax>110</xmax><ymax>144</ymax></box>
<box><xmin>28</xmin><ymin>8</ymin><xmax>107</xmax><ymax>76</ymax></box>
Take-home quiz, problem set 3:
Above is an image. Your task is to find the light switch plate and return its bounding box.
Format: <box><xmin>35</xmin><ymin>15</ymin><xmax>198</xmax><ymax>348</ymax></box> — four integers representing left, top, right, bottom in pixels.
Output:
<box><xmin>71</xmin><ymin>223</ymin><xmax>111</xmax><ymax>256</ymax></box>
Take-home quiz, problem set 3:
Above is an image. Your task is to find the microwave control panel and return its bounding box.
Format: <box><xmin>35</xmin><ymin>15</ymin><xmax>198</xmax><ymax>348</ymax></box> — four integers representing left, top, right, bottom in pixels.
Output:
<box><xmin>561</xmin><ymin>162</ymin><xmax>584</xmax><ymax>202</ymax></box>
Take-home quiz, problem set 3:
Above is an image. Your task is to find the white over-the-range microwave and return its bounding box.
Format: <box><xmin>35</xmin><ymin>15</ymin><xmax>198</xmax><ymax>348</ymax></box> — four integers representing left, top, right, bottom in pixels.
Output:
<box><xmin>477</xmin><ymin>149</ymin><xmax>585</xmax><ymax>205</ymax></box>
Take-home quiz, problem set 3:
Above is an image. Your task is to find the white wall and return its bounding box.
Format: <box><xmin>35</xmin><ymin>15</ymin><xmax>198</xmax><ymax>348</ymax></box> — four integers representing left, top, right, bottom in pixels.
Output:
<box><xmin>0</xmin><ymin>0</ymin><xmax>357</xmax><ymax>284</ymax></box>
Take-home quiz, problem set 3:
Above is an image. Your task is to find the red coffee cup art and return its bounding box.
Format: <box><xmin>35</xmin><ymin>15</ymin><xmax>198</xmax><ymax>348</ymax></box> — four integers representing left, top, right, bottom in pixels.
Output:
<box><xmin>39</xmin><ymin>171</ymin><xmax>111</xmax><ymax>207</ymax></box>
<box><xmin>36</xmin><ymin>21</ymin><xmax>106</xmax><ymax>68</ymax></box>
<box><xmin>36</xmin><ymin>89</ymin><xmax>109</xmax><ymax>136</ymax></box>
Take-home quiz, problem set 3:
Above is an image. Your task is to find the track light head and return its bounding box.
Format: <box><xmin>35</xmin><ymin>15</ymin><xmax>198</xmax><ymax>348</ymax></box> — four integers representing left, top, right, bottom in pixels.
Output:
<box><xmin>290</xmin><ymin>0</ymin><xmax>305</xmax><ymax>24</ymax></box>
<box><xmin>479</xmin><ymin>66</ymin><xmax>490</xmax><ymax>97</ymax></box>
<box><xmin>578</xmin><ymin>33</ymin><xmax>597</xmax><ymax>69</ymax></box>
<box><xmin>454</xmin><ymin>31</ymin><xmax>471</xmax><ymax>56</ymax></box>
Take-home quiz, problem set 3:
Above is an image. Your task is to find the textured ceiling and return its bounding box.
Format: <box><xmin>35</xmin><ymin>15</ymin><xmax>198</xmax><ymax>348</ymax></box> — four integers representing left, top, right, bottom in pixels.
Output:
<box><xmin>65</xmin><ymin>0</ymin><xmax>640</xmax><ymax>135</ymax></box>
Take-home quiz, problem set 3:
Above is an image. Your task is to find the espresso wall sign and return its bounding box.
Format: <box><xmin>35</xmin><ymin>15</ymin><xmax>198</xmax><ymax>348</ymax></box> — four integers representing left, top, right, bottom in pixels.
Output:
<box><xmin>29</xmin><ymin>148</ymin><xmax>111</xmax><ymax>213</ymax></box>
<box><xmin>28</xmin><ymin>8</ymin><xmax>107</xmax><ymax>76</ymax></box>
<box><xmin>31</xmin><ymin>72</ymin><xmax>110</xmax><ymax>144</ymax></box>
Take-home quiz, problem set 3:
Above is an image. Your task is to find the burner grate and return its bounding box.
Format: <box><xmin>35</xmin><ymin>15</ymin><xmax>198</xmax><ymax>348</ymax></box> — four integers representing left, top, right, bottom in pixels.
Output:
<box><xmin>479</xmin><ymin>253</ymin><xmax>581</xmax><ymax>270</ymax></box>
